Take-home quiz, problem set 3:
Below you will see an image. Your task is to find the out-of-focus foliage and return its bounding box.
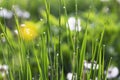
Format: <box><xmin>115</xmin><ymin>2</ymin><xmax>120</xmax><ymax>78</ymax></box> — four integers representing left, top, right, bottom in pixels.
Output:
<box><xmin>1</xmin><ymin>0</ymin><xmax>120</xmax><ymax>79</ymax></box>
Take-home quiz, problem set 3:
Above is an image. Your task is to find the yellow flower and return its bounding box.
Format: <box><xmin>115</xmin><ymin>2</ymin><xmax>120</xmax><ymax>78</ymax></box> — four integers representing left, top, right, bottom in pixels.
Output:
<box><xmin>19</xmin><ymin>22</ymin><xmax>38</xmax><ymax>41</ymax></box>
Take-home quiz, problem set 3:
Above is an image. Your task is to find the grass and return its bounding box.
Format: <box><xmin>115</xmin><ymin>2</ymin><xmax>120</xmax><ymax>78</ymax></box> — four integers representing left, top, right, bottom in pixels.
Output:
<box><xmin>0</xmin><ymin>0</ymin><xmax>113</xmax><ymax>80</ymax></box>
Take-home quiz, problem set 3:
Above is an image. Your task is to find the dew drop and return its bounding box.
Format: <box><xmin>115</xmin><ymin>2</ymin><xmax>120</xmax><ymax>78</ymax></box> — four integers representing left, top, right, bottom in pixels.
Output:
<box><xmin>43</xmin><ymin>32</ymin><xmax>46</xmax><ymax>34</ymax></box>
<box><xmin>26</xmin><ymin>55</ymin><xmax>30</xmax><ymax>59</ymax></box>
<box><xmin>63</xmin><ymin>6</ymin><xmax>66</xmax><ymax>9</ymax></box>
<box><xmin>36</xmin><ymin>44</ymin><xmax>40</xmax><ymax>47</ymax></box>
<box><xmin>0</xmin><ymin>33</ymin><xmax>4</xmax><ymax>37</ymax></box>
<box><xmin>103</xmin><ymin>44</ymin><xmax>106</xmax><ymax>47</ymax></box>
<box><xmin>0</xmin><ymin>33</ymin><xmax>6</xmax><ymax>43</ymax></box>
<box><xmin>73</xmin><ymin>52</ymin><xmax>76</xmax><ymax>55</ymax></box>
<box><xmin>40</xmin><ymin>18</ymin><xmax>43</xmax><ymax>21</ymax></box>
<box><xmin>77</xmin><ymin>46</ymin><xmax>79</xmax><ymax>49</ymax></box>
<box><xmin>56</xmin><ymin>53</ymin><xmax>59</xmax><ymax>56</ymax></box>
<box><xmin>48</xmin><ymin>66</ymin><xmax>51</xmax><ymax>69</ymax></box>
<box><xmin>0</xmin><ymin>7</ymin><xmax>3</xmax><ymax>10</ymax></box>
<box><xmin>96</xmin><ymin>38</ymin><xmax>98</xmax><ymax>42</ymax></box>
<box><xmin>1</xmin><ymin>37</ymin><xmax>6</xmax><ymax>43</ymax></box>
<box><xmin>32</xmin><ymin>77</ymin><xmax>35</xmax><ymax>80</ymax></box>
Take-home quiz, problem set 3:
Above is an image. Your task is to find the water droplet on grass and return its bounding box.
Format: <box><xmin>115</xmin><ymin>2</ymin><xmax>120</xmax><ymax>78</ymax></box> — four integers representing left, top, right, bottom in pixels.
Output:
<box><xmin>0</xmin><ymin>7</ymin><xmax>3</xmax><ymax>10</ymax></box>
<box><xmin>32</xmin><ymin>77</ymin><xmax>35</xmax><ymax>80</ymax></box>
<box><xmin>96</xmin><ymin>38</ymin><xmax>98</xmax><ymax>42</ymax></box>
<box><xmin>103</xmin><ymin>44</ymin><xmax>106</xmax><ymax>47</ymax></box>
<box><xmin>0</xmin><ymin>33</ymin><xmax>6</xmax><ymax>43</ymax></box>
<box><xmin>63</xmin><ymin>6</ymin><xmax>66</xmax><ymax>9</ymax></box>
<box><xmin>56</xmin><ymin>53</ymin><xmax>59</xmax><ymax>56</ymax></box>
<box><xmin>40</xmin><ymin>18</ymin><xmax>43</xmax><ymax>21</ymax></box>
<box><xmin>43</xmin><ymin>32</ymin><xmax>46</xmax><ymax>35</ymax></box>
<box><xmin>73</xmin><ymin>52</ymin><xmax>76</xmax><ymax>55</ymax></box>
<box><xmin>27</xmin><ymin>55</ymin><xmax>30</xmax><ymax>59</ymax></box>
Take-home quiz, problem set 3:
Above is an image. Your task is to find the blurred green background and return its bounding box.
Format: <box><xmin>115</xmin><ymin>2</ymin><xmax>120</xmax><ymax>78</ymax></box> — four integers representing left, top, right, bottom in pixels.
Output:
<box><xmin>1</xmin><ymin>0</ymin><xmax>120</xmax><ymax>79</ymax></box>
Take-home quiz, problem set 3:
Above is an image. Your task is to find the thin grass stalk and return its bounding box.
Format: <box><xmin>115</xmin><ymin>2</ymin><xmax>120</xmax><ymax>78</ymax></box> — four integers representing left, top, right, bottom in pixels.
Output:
<box><xmin>34</xmin><ymin>50</ymin><xmax>43</xmax><ymax>80</ymax></box>
<box><xmin>104</xmin><ymin>57</ymin><xmax>112</xmax><ymax>80</ymax></box>
<box><xmin>42</xmin><ymin>34</ymin><xmax>49</xmax><ymax>80</ymax></box>
<box><xmin>9</xmin><ymin>69</ymin><xmax>14</xmax><ymax>80</ymax></box>
<box><xmin>27</xmin><ymin>60</ymin><xmax>32</xmax><ymax>80</ymax></box>
<box><xmin>98</xmin><ymin>48</ymin><xmax>102</xmax><ymax>80</ymax></box>
<box><xmin>87</xmin><ymin>39</ymin><xmax>98</xmax><ymax>79</ymax></box>
<box><xmin>102</xmin><ymin>45</ymin><xmax>105</xmax><ymax>79</ymax></box>
<box><xmin>79</xmin><ymin>29</ymin><xmax>87</xmax><ymax>80</ymax></box>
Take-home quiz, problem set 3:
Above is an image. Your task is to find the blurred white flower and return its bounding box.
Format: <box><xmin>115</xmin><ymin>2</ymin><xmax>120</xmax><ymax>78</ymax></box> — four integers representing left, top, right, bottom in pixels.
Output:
<box><xmin>117</xmin><ymin>0</ymin><xmax>120</xmax><ymax>4</ymax></box>
<box><xmin>12</xmin><ymin>5</ymin><xmax>30</xmax><ymax>19</ymax></box>
<box><xmin>67</xmin><ymin>72</ymin><xmax>73</xmax><ymax>80</ymax></box>
<box><xmin>0</xmin><ymin>64</ymin><xmax>9</xmax><ymax>77</ymax></box>
<box><xmin>0</xmin><ymin>8</ymin><xmax>13</xmax><ymax>19</ymax></box>
<box><xmin>2</xmin><ymin>65</ymin><xmax>8</xmax><ymax>70</ymax></box>
<box><xmin>22</xmin><ymin>11</ymin><xmax>30</xmax><ymax>19</ymax></box>
<box><xmin>67</xmin><ymin>17</ymin><xmax>81</xmax><ymax>31</ymax></box>
<box><xmin>84</xmin><ymin>60</ymin><xmax>99</xmax><ymax>70</ymax></box>
<box><xmin>106</xmin><ymin>66</ymin><xmax>119</xmax><ymax>79</ymax></box>
<box><xmin>100</xmin><ymin>0</ymin><xmax>109</xmax><ymax>2</ymax></box>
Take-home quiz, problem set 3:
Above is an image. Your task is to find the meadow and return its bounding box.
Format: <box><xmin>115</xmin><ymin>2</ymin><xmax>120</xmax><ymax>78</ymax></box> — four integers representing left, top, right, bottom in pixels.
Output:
<box><xmin>0</xmin><ymin>0</ymin><xmax>120</xmax><ymax>80</ymax></box>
